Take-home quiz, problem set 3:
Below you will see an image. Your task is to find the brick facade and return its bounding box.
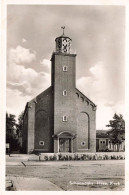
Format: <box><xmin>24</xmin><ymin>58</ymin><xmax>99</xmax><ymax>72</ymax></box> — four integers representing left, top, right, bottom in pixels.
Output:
<box><xmin>22</xmin><ymin>33</ymin><xmax>96</xmax><ymax>153</ymax></box>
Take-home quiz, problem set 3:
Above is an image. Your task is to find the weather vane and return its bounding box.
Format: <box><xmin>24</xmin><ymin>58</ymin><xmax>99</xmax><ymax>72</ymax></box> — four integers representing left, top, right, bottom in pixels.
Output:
<box><xmin>61</xmin><ymin>26</ymin><xmax>65</xmax><ymax>35</ymax></box>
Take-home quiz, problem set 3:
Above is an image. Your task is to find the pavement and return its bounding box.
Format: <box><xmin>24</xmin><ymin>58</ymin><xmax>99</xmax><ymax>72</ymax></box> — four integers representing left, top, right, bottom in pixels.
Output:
<box><xmin>6</xmin><ymin>158</ymin><xmax>125</xmax><ymax>167</ymax></box>
<box><xmin>6</xmin><ymin>155</ymin><xmax>63</xmax><ymax>190</ymax></box>
<box><xmin>6</xmin><ymin>176</ymin><xmax>62</xmax><ymax>191</ymax></box>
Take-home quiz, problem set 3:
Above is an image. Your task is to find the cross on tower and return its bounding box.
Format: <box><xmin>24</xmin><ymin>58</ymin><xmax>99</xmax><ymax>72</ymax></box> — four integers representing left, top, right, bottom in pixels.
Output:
<box><xmin>61</xmin><ymin>26</ymin><xmax>65</xmax><ymax>35</ymax></box>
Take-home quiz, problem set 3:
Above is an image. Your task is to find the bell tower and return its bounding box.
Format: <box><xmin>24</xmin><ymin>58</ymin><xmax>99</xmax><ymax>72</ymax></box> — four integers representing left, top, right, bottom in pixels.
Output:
<box><xmin>51</xmin><ymin>27</ymin><xmax>77</xmax><ymax>152</ymax></box>
<box><xmin>55</xmin><ymin>26</ymin><xmax>72</xmax><ymax>54</ymax></box>
<box><xmin>51</xmin><ymin>27</ymin><xmax>76</xmax><ymax>87</ymax></box>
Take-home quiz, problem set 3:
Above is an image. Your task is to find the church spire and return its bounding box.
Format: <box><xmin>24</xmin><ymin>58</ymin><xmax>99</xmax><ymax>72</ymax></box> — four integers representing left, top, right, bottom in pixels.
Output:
<box><xmin>61</xmin><ymin>26</ymin><xmax>65</xmax><ymax>35</ymax></box>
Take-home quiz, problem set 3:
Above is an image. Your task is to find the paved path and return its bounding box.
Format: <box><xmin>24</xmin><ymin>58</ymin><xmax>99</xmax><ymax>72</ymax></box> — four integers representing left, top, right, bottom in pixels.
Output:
<box><xmin>6</xmin><ymin>176</ymin><xmax>62</xmax><ymax>191</ymax></box>
<box><xmin>6</xmin><ymin>159</ymin><xmax>124</xmax><ymax>166</ymax></box>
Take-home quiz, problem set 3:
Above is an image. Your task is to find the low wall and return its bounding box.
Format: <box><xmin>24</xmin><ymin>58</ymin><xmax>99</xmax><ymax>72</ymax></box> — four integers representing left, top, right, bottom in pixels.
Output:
<box><xmin>28</xmin><ymin>152</ymin><xmax>125</xmax><ymax>161</ymax></box>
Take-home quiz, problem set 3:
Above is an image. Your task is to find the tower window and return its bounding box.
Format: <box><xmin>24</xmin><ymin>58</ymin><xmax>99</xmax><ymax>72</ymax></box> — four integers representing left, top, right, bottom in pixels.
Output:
<box><xmin>63</xmin><ymin>90</ymin><xmax>67</xmax><ymax>96</ymax></box>
<box><xmin>63</xmin><ymin>66</ymin><xmax>67</xmax><ymax>71</ymax></box>
<box><xmin>63</xmin><ymin>116</ymin><xmax>67</xmax><ymax>122</ymax></box>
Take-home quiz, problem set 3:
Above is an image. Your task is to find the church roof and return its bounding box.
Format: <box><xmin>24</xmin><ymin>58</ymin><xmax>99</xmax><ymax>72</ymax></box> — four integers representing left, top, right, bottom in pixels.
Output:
<box><xmin>96</xmin><ymin>130</ymin><xmax>112</xmax><ymax>138</ymax></box>
<box><xmin>23</xmin><ymin>86</ymin><xmax>52</xmax><ymax>118</ymax></box>
<box><xmin>55</xmin><ymin>26</ymin><xmax>72</xmax><ymax>41</ymax></box>
<box><xmin>55</xmin><ymin>35</ymin><xmax>72</xmax><ymax>41</ymax></box>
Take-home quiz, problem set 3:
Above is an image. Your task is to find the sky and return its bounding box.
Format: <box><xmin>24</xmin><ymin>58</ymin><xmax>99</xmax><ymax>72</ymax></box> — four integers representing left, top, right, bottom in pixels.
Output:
<box><xmin>7</xmin><ymin>5</ymin><xmax>125</xmax><ymax>129</ymax></box>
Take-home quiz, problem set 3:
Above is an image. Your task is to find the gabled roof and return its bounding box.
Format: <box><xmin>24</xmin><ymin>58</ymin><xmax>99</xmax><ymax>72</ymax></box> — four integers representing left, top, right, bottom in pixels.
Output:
<box><xmin>23</xmin><ymin>86</ymin><xmax>52</xmax><ymax>118</ymax></box>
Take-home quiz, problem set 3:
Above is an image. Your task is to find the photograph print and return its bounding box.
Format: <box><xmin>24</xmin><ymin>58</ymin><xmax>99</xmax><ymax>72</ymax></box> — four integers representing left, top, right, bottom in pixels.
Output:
<box><xmin>6</xmin><ymin>4</ymin><xmax>125</xmax><ymax>191</ymax></box>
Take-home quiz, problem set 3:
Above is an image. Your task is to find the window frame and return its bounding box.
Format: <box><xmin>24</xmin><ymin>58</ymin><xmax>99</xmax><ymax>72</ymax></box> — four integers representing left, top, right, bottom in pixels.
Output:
<box><xmin>63</xmin><ymin>66</ymin><xmax>67</xmax><ymax>71</ymax></box>
<box><xmin>63</xmin><ymin>90</ymin><xmax>67</xmax><ymax>96</ymax></box>
<box><xmin>62</xmin><ymin>116</ymin><xmax>67</xmax><ymax>122</ymax></box>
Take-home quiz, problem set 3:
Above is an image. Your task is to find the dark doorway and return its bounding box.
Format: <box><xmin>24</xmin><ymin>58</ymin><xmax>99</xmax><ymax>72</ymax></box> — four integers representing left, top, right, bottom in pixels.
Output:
<box><xmin>59</xmin><ymin>138</ymin><xmax>71</xmax><ymax>152</ymax></box>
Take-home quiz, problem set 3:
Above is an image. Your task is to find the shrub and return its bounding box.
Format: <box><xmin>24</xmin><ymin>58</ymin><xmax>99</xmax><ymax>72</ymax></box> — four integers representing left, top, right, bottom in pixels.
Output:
<box><xmin>35</xmin><ymin>152</ymin><xmax>125</xmax><ymax>161</ymax></box>
<box><xmin>58</xmin><ymin>153</ymin><xmax>62</xmax><ymax>160</ymax></box>
<box><xmin>74</xmin><ymin>154</ymin><xmax>80</xmax><ymax>160</ymax></box>
<box><xmin>44</xmin><ymin>155</ymin><xmax>48</xmax><ymax>161</ymax></box>
<box><xmin>49</xmin><ymin>155</ymin><xmax>53</xmax><ymax>161</ymax></box>
<box><xmin>80</xmin><ymin>155</ymin><xmax>84</xmax><ymax>160</ymax></box>
<box><xmin>105</xmin><ymin>155</ymin><xmax>109</xmax><ymax>160</ymax></box>
<box><xmin>58</xmin><ymin>153</ymin><xmax>66</xmax><ymax>160</ymax></box>
<box><xmin>88</xmin><ymin>155</ymin><xmax>92</xmax><ymax>160</ymax></box>
<box><xmin>62</xmin><ymin>156</ymin><xmax>66</xmax><ymax>160</ymax></box>
<box><xmin>64</xmin><ymin>155</ymin><xmax>68</xmax><ymax>160</ymax></box>
<box><xmin>98</xmin><ymin>155</ymin><xmax>102</xmax><ymax>160</ymax></box>
<box><xmin>68</xmin><ymin>155</ymin><xmax>73</xmax><ymax>160</ymax></box>
<box><xmin>53</xmin><ymin>154</ymin><xmax>57</xmax><ymax>160</ymax></box>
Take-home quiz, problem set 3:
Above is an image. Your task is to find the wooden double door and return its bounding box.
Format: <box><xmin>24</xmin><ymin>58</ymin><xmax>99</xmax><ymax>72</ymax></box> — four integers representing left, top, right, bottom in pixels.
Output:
<box><xmin>59</xmin><ymin>138</ymin><xmax>71</xmax><ymax>152</ymax></box>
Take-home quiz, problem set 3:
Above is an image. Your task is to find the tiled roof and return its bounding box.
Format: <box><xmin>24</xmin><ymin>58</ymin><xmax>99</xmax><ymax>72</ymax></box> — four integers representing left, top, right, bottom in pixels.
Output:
<box><xmin>96</xmin><ymin>130</ymin><xmax>111</xmax><ymax>138</ymax></box>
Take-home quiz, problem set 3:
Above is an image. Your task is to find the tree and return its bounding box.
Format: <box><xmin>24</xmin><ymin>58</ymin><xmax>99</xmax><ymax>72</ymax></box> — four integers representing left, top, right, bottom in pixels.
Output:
<box><xmin>16</xmin><ymin>111</ymin><xmax>24</xmax><ymax>137</ymax></box>
<box><xmin>106</xmin><ymin>113</ymin><xmax>125</xmax><ymax>151</ymax></box>
<box><xmin>106</xmin><ymin>113</ymin><xmax>125</xmax><ymax>131</ymax></box>
<box><xmin>6</xmin><ymin>113</ymin><xmax>16</xmax><ymax>135</ymax></box>
<box><xmin>6</xmin><ymin>112</ymin><xmax>20</xmax><ymax>152</ymax></box>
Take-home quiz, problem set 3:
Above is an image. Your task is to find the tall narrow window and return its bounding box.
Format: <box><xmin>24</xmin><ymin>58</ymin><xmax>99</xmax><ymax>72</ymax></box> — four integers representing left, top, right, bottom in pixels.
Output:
<box><xmin>63</xmin><ymin>116</ymin><xmax>67</xmax><ymax>122</ymax></box>
<box><xmin>63</xmin><ymin>90</ymin><xmax>67</xmax><ymax>96</ymax></box>
<box><xmin>63</xmin><ymin>66</ymin><xmax>67</xmax><ymax>71</ymax></box>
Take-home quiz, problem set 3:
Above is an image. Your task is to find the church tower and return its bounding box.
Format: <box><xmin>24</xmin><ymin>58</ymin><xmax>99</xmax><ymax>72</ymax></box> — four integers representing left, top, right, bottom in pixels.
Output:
<box><xmin>51</xmin><ymin>27</ymin><xmax>77</xmax><ymax>152</ymax></box>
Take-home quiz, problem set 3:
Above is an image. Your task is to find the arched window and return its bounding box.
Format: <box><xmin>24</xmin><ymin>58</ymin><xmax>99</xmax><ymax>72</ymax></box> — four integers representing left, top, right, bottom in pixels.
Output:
<box><xmin>63</xmin><ymin>66</ymin><xmax>67</xmax><ymax>71</ymax></box>
<box><xmin>62</xmin><ymin>116</ymin><xmax>67</xmax><ymax>122</ymax></box>
<box><xmin>63</xmin><ymin>90</ymin><xmax>67</xmax><ymax>96</ymax></box>
<box><xmin>77</xmin><ymin>112</ymin><xmax>90</xmax><ymax>149</ymax></box>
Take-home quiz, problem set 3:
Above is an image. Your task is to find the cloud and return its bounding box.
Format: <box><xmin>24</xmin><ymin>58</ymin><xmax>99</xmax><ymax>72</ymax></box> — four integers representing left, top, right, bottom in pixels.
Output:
<box><xmin>9</xmin><ymin>45</ymin><xmax>36</xmax><ymax>65</ymax></box>
<box><xmin>7</xmin><ymin>46</ymin><xmax>51</xmax><ymax>107</ymax></box>
<box><xmin>6</xmin><ymin>88</ymin><xmax>31</xmax><ymax>118</ymax></box>
<box><xmin>7</xmin><ymin>64</ymin><xmax>51</xmax><ymax>97</ymax></box>
<box><xmin>22</xmin><ymin>38</ymin><xmax>27</xmax><ymax>43</ymax></box>
<box><xmin>76</xmin><ymin>61</ymin><xmax>124</xmax><ymax>129</ymax></box>
<box><xmin>7</xmin><ymin>81</ymin><xmax>31</xmax><ymax>96</ymax></box>
<box><xmin>77</xmin><ymin>61</ymin><xmax>123</xmax><ymax>104</ymax></box>
<box><xmin>40</xmin><ymin>59</ymin><xmax>51</xmax><ymax>73</ymax></box>
<box><xmin>40</xmin><ymin>59</ymin><xmax>51</xmax><ymax>67</ymax></box>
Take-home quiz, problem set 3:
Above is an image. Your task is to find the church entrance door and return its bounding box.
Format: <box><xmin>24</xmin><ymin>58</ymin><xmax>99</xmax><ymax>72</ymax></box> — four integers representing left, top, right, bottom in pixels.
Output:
<box><xmin>59</xmin><ymin>138</ymin><xmax>71</xmax><ymax>152</ymax></box>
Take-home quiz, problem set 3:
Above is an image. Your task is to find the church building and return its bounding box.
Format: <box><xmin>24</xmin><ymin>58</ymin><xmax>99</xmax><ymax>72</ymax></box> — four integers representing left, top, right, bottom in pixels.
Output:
<box><xmin>22</xmin><ymin>28</ymin><xmax>97</xmax><ymax>154</ymax></box>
